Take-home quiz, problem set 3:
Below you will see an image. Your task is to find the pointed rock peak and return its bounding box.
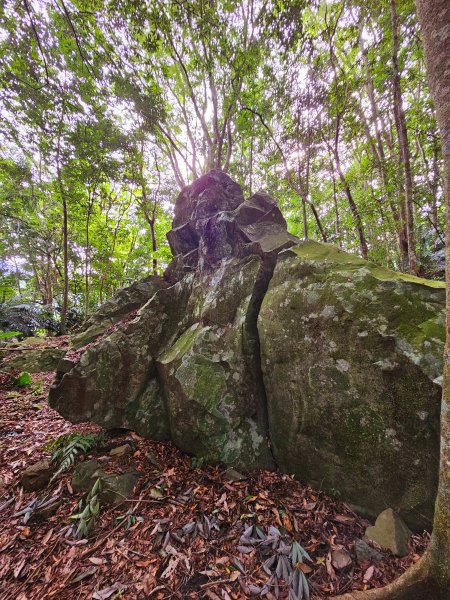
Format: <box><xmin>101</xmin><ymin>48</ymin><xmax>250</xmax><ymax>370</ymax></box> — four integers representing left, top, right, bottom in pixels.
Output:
<box><xmin>166</xmin><ymin>171</ymin><xmax>297</xmax><ymax>278</ymax></box>
<box><xmin>173</xmin><ymin>169</ymin><xmax>245</xmax><ymax>228</ymax></box>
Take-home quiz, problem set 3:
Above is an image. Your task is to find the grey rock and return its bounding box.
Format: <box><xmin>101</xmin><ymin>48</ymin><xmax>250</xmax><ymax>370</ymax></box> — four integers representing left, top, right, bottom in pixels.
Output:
<box><xmin>354</xmin><ymin>539</ymin><xmax>383</xmax><ymax>564</ymax></box>
<box><xmin>35</xmin><ymin>499</ymin><xmax>62</xmax><ymax>519</ymax></box>
<box><xmin>100</xmin><ymin>471</ymin><xmax>139</xmax><ymax>505</ymax></box>
<box><xmin>21</xmin><ymin>460</ymin><xmax>52</xmax><ymax>492</ymax></box>
<box><xmin>71</xmin><ymin>276</ymin><xmax>168</xmax><ymax>349</ymax></box>
<box><xmin>109</xmin><ymin>444</ymin><xmax>133</xmax><ymax>457</ymax></box>
<box><xmin>365</xmin><ymin>508</ymin><xmax>412</xmax><ymax>557</ymax></box>
<box><xmin>72</xmin><ymin>460</ymin><xmax>139</xmax><ymax>505</ymax></box>
<box><xmin>72</xmin><ymin>460</ymin><xmax>103</xmax><ymax>492</ymax></box>
<box><xmin>4</xmin><ymin>347</ymin><xmax>66</xmax><ymax>373</ymax></box>
<box><xmin>331</xmin><ymin>548</ymin><xmax>352</xmax><ymax>570</ymax></box>
<box><xmin>224</xmin><ymin>467</ymin><xmax>247</xmax><ymax>482</ymax></box>
<box><xmin>259</xmin><ymin>241</ymin><xmax>443</xmax><ymax>530</ymax></box>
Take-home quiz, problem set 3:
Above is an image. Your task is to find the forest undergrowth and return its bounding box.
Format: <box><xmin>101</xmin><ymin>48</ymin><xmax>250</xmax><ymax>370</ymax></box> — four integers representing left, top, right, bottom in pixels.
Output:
<box><xmin>0</xmin><ymin>371</ymin><xmax>429</xmax><ymax>600</ymax></box>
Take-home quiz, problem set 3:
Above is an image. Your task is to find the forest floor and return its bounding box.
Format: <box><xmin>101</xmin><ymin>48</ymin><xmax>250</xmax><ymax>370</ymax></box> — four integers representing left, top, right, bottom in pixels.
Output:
<box><xmin>0</xmin><ymin>370</ymin><xmax>429</xmax><ymax>600</ymax></box>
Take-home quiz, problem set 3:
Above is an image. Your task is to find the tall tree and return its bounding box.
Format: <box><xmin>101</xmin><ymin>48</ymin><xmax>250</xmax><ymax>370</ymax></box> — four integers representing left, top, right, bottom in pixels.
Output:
<box><xmin>389</xmin><ymin>0</ymin><xmax>418</xmax><ymax>274</ymax></box>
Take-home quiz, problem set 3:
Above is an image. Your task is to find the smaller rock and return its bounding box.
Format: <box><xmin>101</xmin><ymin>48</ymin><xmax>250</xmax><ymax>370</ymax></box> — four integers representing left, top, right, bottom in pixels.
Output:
<box><xmin>97</xmin><ymin>456</ymin><xmax>112</xmax><ymax>464</ymax></box>
<box><xmin>109</xmin><ymin>444</ymin><xmax>132</xmax><ymax>458</ymax></box>
<box><xmin>72</xmin><ymin>460</ymin><xmax>139</xmax><ymax>505</ymax></box>
<box><xmin>331</xmin><ymin>548</ymin><xmax>352</xmax><ymax>570</ymax></box>
<box><xmin>355</xmin><ymin>539</ymin><xmax>383</xmax><ymax>564</ymax></box>
<box><xmin>35</xmin><ymin>499</ymin><xmax>62</xmax><ymax>520</ymax></box>
<box><xmin>365</xmin><ymin>508</ymin><xmax>412</xmax><ymax>557</ymax></box>
<box><xmin>72</xmin><ymin>460</ymin><xmax>103</xmax><ymax>492</ymax></box>
<box><xmin>5</xmin><ymin>348</ymin><xmax>66</xmax><ymax>373</ymax></box>
<box><xmin>224</xmin><ymin>467</ymin><xmax>247</xmax><ymax>482</ymax></box>
<box><xmin>101</xmin><ymin>472</ymin><xmax>139</xmax><ymax>505</ymax></box>
<box><xmin>21</xmin><ymin>460</ymin><xmax>52</xmax><ymax>492</ymax></box>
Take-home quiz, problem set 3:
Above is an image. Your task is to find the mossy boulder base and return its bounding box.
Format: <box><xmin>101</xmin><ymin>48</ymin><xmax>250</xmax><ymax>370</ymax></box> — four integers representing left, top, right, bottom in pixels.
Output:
<box><xmin>49</xmin><ymin>171</ymin><xmax>444</xmax><ymax>530</ymax></box>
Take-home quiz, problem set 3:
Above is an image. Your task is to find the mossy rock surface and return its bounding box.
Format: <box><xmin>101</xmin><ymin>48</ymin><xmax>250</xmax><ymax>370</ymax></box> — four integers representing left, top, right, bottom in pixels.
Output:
<box><xmin>4</xmin><ymin>347</ymin><xmax>66</xmax><ymax>373</ymax></box>
<box><xmin>72</xmin><ymin>276</ymin><xmax>168</xmax><ymax>349</ymax></box>
<box><xmin>49</xmin><ymin>280</ymin><xmax>192</xmax><ymax>436</ymax></box>
<box><xmin>49</xmin><ymin>174</ymin><xmax>445</xmax><ymax>532</ymax></box>
<box><xmin>259</xmin><ymin>240</ymin><xmax>443</xmax><ymax>530</ymax></box>
<box><xmin>157</xmin><ymin>258</ymin><xmax>273</xmax><ymax>469</ymax></box>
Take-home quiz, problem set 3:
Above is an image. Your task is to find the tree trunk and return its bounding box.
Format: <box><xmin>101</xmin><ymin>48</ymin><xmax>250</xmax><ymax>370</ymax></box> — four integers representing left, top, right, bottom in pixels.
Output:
<box><xmin>56</xmin><ymin>129</ymin><xmax>69</xmax><ymax>336</ymax></box>
<box><xmin>390</xmin><ymin>0</ymin><xmax>418</xmax><ymax>274</ymax></box>
<box><xmin>84</xmin><ymin>198</ymin><xmax>93</xmax><ymax>318</ymax></box>
<box><xmin>334</xmin><ymin>0</ymin><xmax>450</xmax><ymax>597</ymax></box>
<box><xmin>333</xmin><ymin>148</ymin><xmax>368</xmax><ymax>259</ymax></box>
<box><xmin>330</xmin><ymin>158</ymin><xmax>342</xmax><ymax>248</ymax></box>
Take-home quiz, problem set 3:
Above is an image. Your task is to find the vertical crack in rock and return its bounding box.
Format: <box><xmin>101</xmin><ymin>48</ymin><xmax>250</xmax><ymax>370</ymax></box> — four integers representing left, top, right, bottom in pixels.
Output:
<box><xmin>242</xmin><ymin>252</ymin><xmax>278</xmax><ymax>468</ymax></box>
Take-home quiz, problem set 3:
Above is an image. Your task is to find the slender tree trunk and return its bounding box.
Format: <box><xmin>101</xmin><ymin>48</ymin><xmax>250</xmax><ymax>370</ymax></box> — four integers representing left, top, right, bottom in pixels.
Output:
<box><xmin>249</xmin><ymin>125</ymin><xmax>253</xmax><ymax>196</ymax></box>
<box><xmin>333</xmin><ymin>147</ymin><xmax>368</xmax><ymax>258</ymax></box>
<box><xmin>430</xmin><ymin>141</ymin><xmax>441</xmax><ymax>231</ymax></box>
<box><xmin>334</xmin><ymin>0</ymin><xmax>450</xmax><ymax>597</ymax></box>
<box><xmin>330</xmin><ymin>158</ymin><xmax>342</xmax><ymax>248</ymax></box>
<box><xmin>390</xmin><ymin>0</ymin><xmax>418</xmax><ymax>274</ymax></box>
<box><xmin>356</xmin><ymin>92</ymin><xmax>408</xmax><ymax>267</ymax></box>
<box><xmin>84</xmin><ymin>198</ymin><xmax>93</xmax><ymax>318</ymax></box>
<box><xmin>56</xmin><ymin>129</ymin><xmax>69</xmax><ymax>335</ymax></box>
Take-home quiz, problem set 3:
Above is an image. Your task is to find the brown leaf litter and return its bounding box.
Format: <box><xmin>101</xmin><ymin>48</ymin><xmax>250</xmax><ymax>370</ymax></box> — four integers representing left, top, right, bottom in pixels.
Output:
<box><xmin>0</xmin><ymin>371</ymin><xmax>429</xmax><ymax>599</ymax></box>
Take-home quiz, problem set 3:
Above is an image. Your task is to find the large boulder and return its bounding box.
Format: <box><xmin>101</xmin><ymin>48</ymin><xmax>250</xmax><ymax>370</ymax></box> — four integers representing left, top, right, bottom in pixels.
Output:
<box><xmin>157</xmin><ymin>256</ymin><xmax>274</xmax><ymax>468</ymax></box>
<box><xmin>259</xmin><ymin>242</ymin><xmax>443</xmax><ymax>529</ymax></box>
<box><xmin>50</xmin><ymin>280</ymin><xmax>192</xmax><ymax>440</ymax></box>
<box><xmin>49</xmin><ymin>170</ymin><xmax>444</xmax><ymax>530</ymax></box>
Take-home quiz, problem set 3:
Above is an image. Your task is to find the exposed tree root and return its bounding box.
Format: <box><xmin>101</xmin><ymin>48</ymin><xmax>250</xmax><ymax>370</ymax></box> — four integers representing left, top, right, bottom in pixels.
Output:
<box><xmin>333</xmin><ymin>554</ymin><xmax>446</xmax><ymax>600</ymax></box>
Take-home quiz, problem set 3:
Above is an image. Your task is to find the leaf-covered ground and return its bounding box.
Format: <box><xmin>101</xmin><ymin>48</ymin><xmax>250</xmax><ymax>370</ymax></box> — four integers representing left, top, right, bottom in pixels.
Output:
<box><xmin>0</xmin><ymin>371</ymin><xmax>429</xmax><ymax>600</ymax></box>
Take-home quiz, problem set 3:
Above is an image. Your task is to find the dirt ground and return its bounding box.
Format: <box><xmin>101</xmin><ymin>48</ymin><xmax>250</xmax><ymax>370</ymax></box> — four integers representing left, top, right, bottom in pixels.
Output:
<box><xmin>0</xmin><ymin>371</ymin><xmax>429</xmax><ymax>599</ymax></box>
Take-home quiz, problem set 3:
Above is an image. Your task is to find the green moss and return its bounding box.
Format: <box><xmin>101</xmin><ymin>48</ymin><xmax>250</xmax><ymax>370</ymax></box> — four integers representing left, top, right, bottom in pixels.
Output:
<box><xmin>338</xmin><ymin>407</ymin><xmax>386</xmax><ymax>460</ymax></box>
<box><xmin>417</xmin><ymin>319</ymin><xmax>446</xmax><ymax>342</ymax></box>
<box><xmin>176</xmin><ymin>354</ymin><xmax>228</xmax><ymax>415</ymax></box>
<box><xmin>290</xmin><ymin>240</ymin><xmax>445</xmax><ymax>288</ymax></box>
<box><xmin>159</xmin><ymin>323</ymin><xmax>204</xmax><ymax>364</ymax></box>
<box><xmin>125</xmin><ymin>380</ymin><xmax>170</xmax><ymax>440</ymax></box>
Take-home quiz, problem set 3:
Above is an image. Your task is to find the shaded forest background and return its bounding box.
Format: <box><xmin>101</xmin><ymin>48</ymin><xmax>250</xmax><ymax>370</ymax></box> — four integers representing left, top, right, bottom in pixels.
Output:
<box><xmin>0</xmin><ymin>0</ymin><xmax>444</xmax><ymax>332</ymax></box>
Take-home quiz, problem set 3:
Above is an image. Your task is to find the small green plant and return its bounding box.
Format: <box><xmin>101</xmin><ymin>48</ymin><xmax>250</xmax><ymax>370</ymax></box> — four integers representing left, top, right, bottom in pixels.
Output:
<box><xmin>13</xmin><ymin>371</ymin><xmax>32</xmax><ymax>387</ymax></box>
<box><xmin>68</xmin><ymin>478</ymin><xmax>101</xmax><ymax>538</ymax></box>
<box><xmin>0</xmin><ymin>331</ymin><xmax>22</xmax><ymax>340</ymax></box>
<box><xmin>49</xmin><ymin>432</ymin><xmax>103</xmax><ymax>482</ymax></box>
<box><xmin>116</xmin><ymin>512</ymin><xmax>143</xmax><ymax>530</ymax></box>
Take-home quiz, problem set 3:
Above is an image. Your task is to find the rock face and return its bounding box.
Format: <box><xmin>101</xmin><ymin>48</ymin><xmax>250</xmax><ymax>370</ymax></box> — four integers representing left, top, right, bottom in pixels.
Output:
<box><xmin>49</xmin><ymin>170</ymin><xmax>445</xmax><ymax>530</ymax></box>
<box><xmin>21</xmin><ymin>460</ymin><xmax>53</xmax><ymax>492</ymax></box>
<box><xmin>3</xmin><ymin>347</ymin><xmax>66</xmax><ymax>373</ymax></box>
<box><xmin>259</xmin><ymin>242</ymin><xmax>443</xmax><ymax>529</ymax></box>
<box><xmin>71</xmin><ymin>276</ymin><xmax>169</xmax><ymax>349</ymax></box>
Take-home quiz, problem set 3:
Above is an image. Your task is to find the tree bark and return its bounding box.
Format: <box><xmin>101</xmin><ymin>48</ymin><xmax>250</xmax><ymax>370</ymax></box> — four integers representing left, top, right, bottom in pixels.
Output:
<box><xmin>390</xmin><ymin>0</ymin><xmax>418</xmax><ymax>274</ymax></box>
<box><xmin>334</xmin><ymin>0</ymin><xmax>450</xmax><ymax>597</ymax></box>
<box><xmin>84</xmin><ymin>195</ymin><xmax>94</xmax><ymax>318</ymax></box>
<box><xmin>56</xmin><ymin>127</ymin><xmax>69</xmax><ymax>335</ymax></box>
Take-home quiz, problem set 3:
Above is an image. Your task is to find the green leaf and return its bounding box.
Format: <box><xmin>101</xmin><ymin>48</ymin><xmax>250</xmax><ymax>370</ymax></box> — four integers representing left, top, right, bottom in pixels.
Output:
<box><xmin>14</xmin><ymin>372</ymin><xmax>32</xmax><ymax>387</ymax></box>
